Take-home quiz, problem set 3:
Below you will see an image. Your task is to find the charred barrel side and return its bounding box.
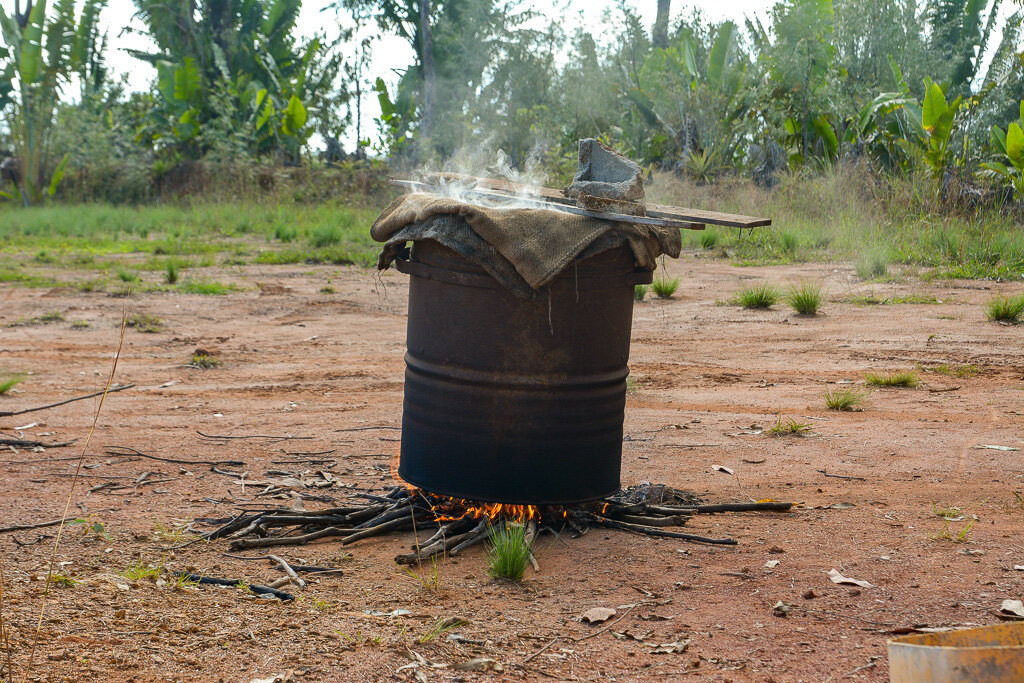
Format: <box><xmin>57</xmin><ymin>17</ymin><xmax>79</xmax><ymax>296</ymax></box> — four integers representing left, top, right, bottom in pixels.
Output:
<box><xmin>395</xmin><ymin>239</ymin><xmax>651</xmax><ymax>505</ymax></box>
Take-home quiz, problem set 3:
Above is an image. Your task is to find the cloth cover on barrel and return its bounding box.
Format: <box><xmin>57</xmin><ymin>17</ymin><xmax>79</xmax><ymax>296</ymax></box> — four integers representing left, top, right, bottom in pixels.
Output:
<box><xmin>371</xmin><ymin>193</ymin><xmax>680</xmax><ymax>298</ymax></box>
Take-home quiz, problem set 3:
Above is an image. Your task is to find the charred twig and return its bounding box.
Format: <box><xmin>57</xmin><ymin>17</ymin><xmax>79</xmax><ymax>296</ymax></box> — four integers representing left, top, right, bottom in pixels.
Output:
<box><xmin>197</xmin><ymin>431</ymin><xmax>313</xmax><ymax>441</ymax></box>
<box><xmin>0</xmin><ymin>384</ymin><xmax>135</xmax><ymax>418</ymax></box>
<box><xmin>230</xmin><ymin>526</ymin><xmax>351</xmax><ymax>551</ymax></box>
<box><xmin>104</xmin><ymin>446</ymin><xmax>244</xmax><ymax>467</ymax></box>
<box><xmin>178</xmin><ymin>573</ymin><xmax>294</xmax><ymax>601</ymax></box>
<box><xmin>0</xmin><ymin>519</ymin><xmax>65</xmax><ymax>534</ymax></box>
<box><xmin>817</xmin><ymin>470</ymin><xmax>867</xmax><ymax>482</ymax></box>
<box><xmin>588</xmin><ymin>516</ymin><xmax>737</xmax><ymax>545</ymax></box>
<box><xmin>0</xmin><ymin>437</ymin><xmax>76</xmax><ymax>448</ymax></box>
<box><xmin>333</xmin><ymin>426</ymin><xmax>401</xmax><ymax>433</ymax></box>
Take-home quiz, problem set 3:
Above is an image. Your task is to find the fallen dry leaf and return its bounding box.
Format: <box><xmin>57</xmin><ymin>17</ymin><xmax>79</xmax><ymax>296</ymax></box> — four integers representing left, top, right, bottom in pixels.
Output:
<box><xmin>828</xmin><ymin>569</ymin><xmax>875</xmax><ymax>589</ymax></box>
<box><xmin>453</xmin><ymin>658</ymin><xmax>503</xmax><ymax>672</ymax></box>
<box><xmin>648</xmin><ymin>638</ymin><xmax>690</xmax><ymax>654</ymax></box>
<box><xmin>973</xmin><ymin>444</ymin><xmax>1019</xmax><ymax>451</ymax></box>
<box><xmin>711</xmin><ymin>465</ymin><xmax>734</xmax><ymax>475</ymax></box>
<box><xmin>765</xmin><ymin>560</ymin><xmax>780</xmax><ymax>569</ymax></box>
<box><xmin>581</xmin><ymin>607</ymin><xmax>617</xmax><ymax>623</ymax></box>
<box><xmin>998</xmin><ymin>599</ymin><xmax>1024</xmax><ymax>620</ymax></box>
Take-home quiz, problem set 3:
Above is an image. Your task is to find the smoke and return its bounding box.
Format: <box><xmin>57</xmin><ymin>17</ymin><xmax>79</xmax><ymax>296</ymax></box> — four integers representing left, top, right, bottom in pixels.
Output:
<box><xmin>408</xmin><ymin>142</ymin><xmax>555</xmax><ymax>211</ymax></box>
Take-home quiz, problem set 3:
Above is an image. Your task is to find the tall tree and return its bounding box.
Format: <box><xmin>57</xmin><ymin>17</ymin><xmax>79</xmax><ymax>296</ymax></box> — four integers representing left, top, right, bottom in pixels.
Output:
<box><xmin>652</xmin><ymin>0</ymin><xmax>670</xmax><ymax>49</ymax></box>
<box><xmin>419</xmin><ymin>0</ymin><xmax>435</xmax><ymax>141</ymax></box>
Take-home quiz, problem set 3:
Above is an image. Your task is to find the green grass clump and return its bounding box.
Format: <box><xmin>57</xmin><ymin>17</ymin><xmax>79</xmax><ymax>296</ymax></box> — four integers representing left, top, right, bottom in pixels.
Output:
<box><xmin>39</xmin><ymin>310</ymin><xmax>65</xmax><ymax>323</ymax></box>
<box><xmin>190</xmin><ymin>353</ymin><xmax>221</xmax><ymax>369</ymax></box>
<box><xmin>275</xmin><ymin>224</ymin><xmax>298</xmax><ymax>242</ymax></box>
<box><xmin>699</xmin><ymin>231</ymin><xmax>720</xmax><ymax>249</ymax></box>
<box><xmin>309</xmin><ymin>225</ymin><xmax>344</xmax><ymax>248</ymax></box>
<box><xmin>0</xmin><ymin>372</ymin><xmax>26</xmax><ymax>394</ymax></box>
<box><xmin>865</xmin><ymin>370</ymin><xmax>919</xmax><ymax>387</ymax></box>
<box><xmin>634</xmin><ymin>284</ymin><xmax>648</xmax><ymax>301</ymax></box>
<box><xmin>785</xmin><ymin>282</ymin><xmax>823</xmax><ymax>315</ymax></box>
<box><xmin>779</xmin><ymin>231</ymin><xmax>799</xmax><ymax>255</ymax></box>
<box><xmin>734</xmin><ymin>283</ymin><xmax>779</xmax><ymax>309</ymax></box>
<box><xmin>652</xmin><ymin>275</ymin><xmax>681</xmax><ymax>299</ymax></box>
<box><xmin>855</xmin><ymin>251</ymin><xmax>890</xmax><ymax>279</ymax></box>
<box><xmin>824</xmin><ymin>386</ymin><xmax>865</xmax><ymax>411</ymax></box>
<box><xmin>927</xmin><ymin>363</ymin><xmax>980</xmax><ymax>378</ymax></box>
<box><xmin>124</xmin><ymin>561</ymin><xmax>162</xmax><ymax>581</ymax></box>
<box><xmin>70</xmin><ymin>320</ymin><xmax>90</xmax><ymax>329</ymax></box>
<box><xmin>178</xmin><ymin>280</ymin><xmax>235</xmax><ymax>295</ymax></box>
<box><xmin>117</xmin><ymin>269</ymin><xmax>139</xmax><ymax>283</ymax></box>
<box><xmin>126</xmin><ymin>313</ymin><xmax>163</xmax><ymax>333</ymax></box>
<box><xmin>768</xmin><ymin>417</ymin><xmax>812</xmax><ymax>436</ymax></box>
<box><xmin>165</xmin><ymin>259</ymin><xmax>180</xmax><ymax>284</ymax></box>
<box><xmin>486</xmin><ymin>523</ymin><xmax>533</xmax><ymax>582</ymax></box>
<box><xmin>985</xmin><ymin>294</ymin><xmax>1024</xmax><ymax>323</ymax></box>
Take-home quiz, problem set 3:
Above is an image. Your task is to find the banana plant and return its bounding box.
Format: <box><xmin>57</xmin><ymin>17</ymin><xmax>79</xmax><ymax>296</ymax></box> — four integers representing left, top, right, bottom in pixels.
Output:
<box><xmin>130</xmin><ymin>0</ymin><xmax>337</xmax><ymax>160</ymax></box>
<box><xmin>623</xmin><ymin>20</ymin><xmax>748</xmax><ymax>164</ymax></box>
<box><xmin>0</xmin><ymin>0</ymin><xmax>107</xmax><ymax>205</ymax></box>
<box><xmin>979</xmin><ymin>101</ymin><xmax>1024</xmax><ymax>200</ymax></box>
<box><xmin>919</xmin><ymin>80</ymin><xmax>963</xmax><ymax>180</ymax></box>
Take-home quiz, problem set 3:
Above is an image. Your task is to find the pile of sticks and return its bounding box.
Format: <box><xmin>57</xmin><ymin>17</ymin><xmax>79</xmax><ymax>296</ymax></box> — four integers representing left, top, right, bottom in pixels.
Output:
<box><xmin>183</xmin><ymin>484</ymin><xmax>792</xmax><ymax>565</ymax></box>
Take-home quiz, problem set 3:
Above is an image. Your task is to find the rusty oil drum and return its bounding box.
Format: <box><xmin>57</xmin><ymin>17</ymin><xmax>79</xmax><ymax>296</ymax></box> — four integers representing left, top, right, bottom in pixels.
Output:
<box><xmin>394</xmin><ymin>238</ymin><xmax>652</xmax><ymax>504</ymax></box>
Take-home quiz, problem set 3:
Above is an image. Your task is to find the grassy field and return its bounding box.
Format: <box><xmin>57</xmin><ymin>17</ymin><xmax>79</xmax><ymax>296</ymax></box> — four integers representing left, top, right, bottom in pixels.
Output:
<box><xmin>0</xmin><ymin>201</ymin><xmax>381</xmax><ymax>294</ymax></box>
<box><xmin>2</xmin><ymin>166</ymin><xmax>1023</xmax><ymax>296</ymax></box>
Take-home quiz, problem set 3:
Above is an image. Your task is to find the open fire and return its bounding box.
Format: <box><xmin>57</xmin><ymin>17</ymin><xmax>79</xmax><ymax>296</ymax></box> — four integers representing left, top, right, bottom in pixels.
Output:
<box><xmin>193</xmin><ymin>475</ymin><xmax>792</xmax><ymax>567</ymax></box>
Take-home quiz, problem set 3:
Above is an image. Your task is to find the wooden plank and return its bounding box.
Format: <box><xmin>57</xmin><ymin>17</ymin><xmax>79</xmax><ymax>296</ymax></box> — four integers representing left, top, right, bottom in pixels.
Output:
<box><xmin>414</xmin><ymin>173</ymin><xmax>771</xmax><ymax>229</ymax></box>
<box><xmin>391</xmin><ymin>180</ymin><xmax>705</xmax><ymax>231</ymax></box>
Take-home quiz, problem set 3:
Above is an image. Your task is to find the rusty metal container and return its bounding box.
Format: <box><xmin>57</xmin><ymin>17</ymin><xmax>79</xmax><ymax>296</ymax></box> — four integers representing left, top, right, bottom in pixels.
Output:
<box><xmin>394</xmin><ymin>239</ymin><xmax>652</xmax><ymax>504</ymax></box>
<box><xmin>888</xmin><ymin>623</ymin><xmax>1024</xmax><ymax>682</ymax></box>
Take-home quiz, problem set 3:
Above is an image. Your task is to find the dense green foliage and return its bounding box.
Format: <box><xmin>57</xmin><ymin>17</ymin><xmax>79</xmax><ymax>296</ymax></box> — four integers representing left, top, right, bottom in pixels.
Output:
<box><xmin>1</xmin><ymin>0</ymin><xmax>1024</xmax><ymax>282</ymax></box>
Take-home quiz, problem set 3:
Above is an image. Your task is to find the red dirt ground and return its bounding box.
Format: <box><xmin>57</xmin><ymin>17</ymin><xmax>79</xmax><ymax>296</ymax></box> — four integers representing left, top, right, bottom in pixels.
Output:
<box><xmin>1</xmin><ymin>254</ymin><xmax>1022</xmax><ymax>682</ymax></box>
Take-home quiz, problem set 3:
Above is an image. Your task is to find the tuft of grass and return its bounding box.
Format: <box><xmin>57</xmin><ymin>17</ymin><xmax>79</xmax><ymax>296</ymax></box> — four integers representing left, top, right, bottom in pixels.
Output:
<box><xmin>190</xmin><ymin>353</ymin><xmax>221</xmax><ymax>369</ymax></box>
<box><xmin>768</xmin><ymin>417</ymin><xmax>812</xmax><ymax>436</ymax></box>
<box><xmin>309</xmin><ymin>225</ymin><xmax>344</xmax><ymax>248</ymax></box>
<box><xmin>865</xmin><ymin>370</ymin><xmax>919</xmax><ymax>387</ymax></box>
<box><xmin>418</xmin><ymin>617</ymin><xmax>468</xmax><ymax>644</ymax></box>
<box><xmin>313</xmin><ymin>599</ymin><xmax>334</xmax><ymax>613</ymax></box>
<box><xmin>178</xmin><ymin>280</ymin><xmax>235</xmax><ymax>295</ymax></box>
<box><xmin>275</xmin><ymin>224</ymin><xmax>298</xmax><ymax>242</ymax></box>
<box><xmin>855</xmin><ymin>251</ymin><xmax>890</xmax><ymax>279</ymax></box>
<box><xmin>824</xmin><ymin>386</ymin><xmax>865</xmax><ymax>411</ymax></box>
<box><xmin>652</xmin><ymin>275</ymin><xmax>681</xmax><ymax>299</ymax></box>
<box><xmin>117</xmin><ymin>269</ymin><xmax>139</xmax><ymax>283</ymax></box>
<box><xmin>930</xmin><ymin>520</ymin><xmax>974</xmax><ymax>543</ymax></box>
<box><xmin>734</xmin><ymin>283</ymin><xmax>779</xmax><ymax>309</ymax></box>
<box><xmin>124</xmin><ymin>561</ymin><xmax>162</xmax><ymax>581</ymax></box>
<box><xmin>165</xmin><ymin>259</ymin><xmax>180</xmax><ymax>284</ymax></box>
<box><xmin>779</xmin><ymin>231</ymin><xmax>799</xmax><ymax>255</ymax></box>
<box><xmin>126</xmin><ymin>313</ymin><xmax>163</xmax><ymax>333</ymax></box>
<box><xmin>985</xmin><ymin>294</ymin><xmax>1024</xmax><ymax>323</ymax></box>
<box><xmin>38</xmin><ymin>310</ymin><xmax>65</xmax><ymax>323</ymax></box>
<box><xmin>927</xmin><ymin>363</ymin><xmax>980</xmax><ymax>379</ymax></box>
<box><xmin>70</xmin><ymin>319</ymin><xmax>90</xmax><ymax>329</ymax></box>
<box><xmin>931</xmin><ymin>503</ymin><xmax>965</xmax><ymax>521</ymax></box>
<box><xmin>634</xmin><ymin>284</ymin><xmax>648</xmax><ymax>301</ymax></box>
<box><xmin>0</xmin><ymin>372</ymin><xmax>26</xmax><ymax>395</ymax></box>
<box><xmin>486</xmin><ymin>523</ymin><xmax>533</xmax><ymax>581</ymax></box>
<box><xmin>699</xmin><ymin>231</ymin><xmax>720</xmax><ymax>249</ymax></box>
<box><xmin>319</xmin><ymin>286</ymin><xmax>335</xmax><ymax>294</ymax></box>
<box><xmin>401</xmin><ymin>556</ymin><xmax>441</xmax><ymax>591</ymax></box>
<box><xmin>51</xmin><ymin>573</ymin><xmax>80</xmax><ymax>588</ymax></box>
<box><xmin>785</xmin><ymin>282</ymin><xmax>823</xmax><ymax>316</ymax></box>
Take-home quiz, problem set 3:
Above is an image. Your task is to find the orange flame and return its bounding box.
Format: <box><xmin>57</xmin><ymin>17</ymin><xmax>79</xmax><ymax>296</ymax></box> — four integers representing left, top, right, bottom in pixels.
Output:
<box><xmin>390</xmin><ymin>445</ymin><xmax>567</xmax><ymax>523</ymax></box>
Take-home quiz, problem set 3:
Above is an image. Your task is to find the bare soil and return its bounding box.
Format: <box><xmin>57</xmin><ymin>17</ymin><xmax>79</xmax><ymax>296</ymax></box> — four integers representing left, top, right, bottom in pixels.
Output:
<box><xmin>1</xmin><ymin>255</ymin><xmax>1022</xmax><ymax>682</ymax></box>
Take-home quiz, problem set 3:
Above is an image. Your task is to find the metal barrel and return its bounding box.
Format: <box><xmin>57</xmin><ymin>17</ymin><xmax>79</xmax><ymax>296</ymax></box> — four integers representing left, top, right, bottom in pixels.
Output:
<box><xmin>394</xmin><ymin>238</ymin><xmax>652</xmax><ymax>504</ymax></box>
